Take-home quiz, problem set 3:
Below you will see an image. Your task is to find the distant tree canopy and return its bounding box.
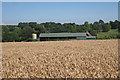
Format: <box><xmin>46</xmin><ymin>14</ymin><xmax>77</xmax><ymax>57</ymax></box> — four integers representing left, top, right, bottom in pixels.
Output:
<box><xmin>2</xmin><ymin>20</ymin><xmax>120</xmax><ymax>42</ymax></box>
<box><xmin>102</xmin><ymin>23</ymin><xmax>111</xmax><ymax>32</ymax></box>
<box><xmin>21</xmin><ymin>26</ymin><xmax>34</xmax><ymax>41</ymax></box>
<box><xmin>118</xmin><ymin>22</ymin><xmax>120</xmax><ymax>32</ymax></box>
<box><xmin>110</xmin><ymin>20</ymin><xmax>118</xmax><ymax>29</ymax></box>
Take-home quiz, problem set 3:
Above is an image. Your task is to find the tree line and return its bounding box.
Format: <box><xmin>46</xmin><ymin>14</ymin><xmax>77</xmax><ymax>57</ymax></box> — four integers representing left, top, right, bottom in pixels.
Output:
<box><xmin>2</xmin><ymin>20</ymin><xmax>120</xmax><ymax>42</ymax></box>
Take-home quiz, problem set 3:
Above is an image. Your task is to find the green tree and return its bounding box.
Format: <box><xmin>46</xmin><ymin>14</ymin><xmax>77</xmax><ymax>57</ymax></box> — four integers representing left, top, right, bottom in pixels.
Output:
<box><xmin>8</xmin><ymin>32</ymin><xmax>19</xmax><ymax>42</ymax></box>
<box><xmin>14</xmin><ymin>27</ymin><xmax>22</xmax><ymax>41</ymax></box>
<box><xmin>2</xmin><ymin>26</ymin><xmax>22</xmax><ymax>42</ymax></box>
<box><xmin>84</xmin><ymin>21</ymin><xmax>91</xmax><ymax>31</ymax></box>
<box><xmin>102</xmin><ymin>23</ymin><xmax>111</xmax><ymax>32</ymax></box>
<box><xmin>2</xmin><ymin>26</ymin><xmax>9</xmax><ymax>42</ymax></box>
<box><xmin>2</xmin><ymin>31</ymin><xmax>19</xmax><ymax>42</ymax></box>
<box><xmin>18</xmin><ymin>22</ymin><xmax>29</xmax><ymax>29</ymax></box>
<box><xmin>63</xmin><ymin>23</ymin><xmax>75</xmax><ymax>32</ymax></box>
<box><xmin>21</xmin><ymin>26</ymin><xmax>34</xmax><ymax>41</ymax></box>
<box><xmin>89</xmin><ymin>30</ymin><xmax>97</xmax><ymax>36</ymax></box>
<box><xmin>118</xmin><ymin>21</ymin><xmax>120</xmax><ymax>31</ymax></box>
<box><xmin>92</xmin><ymin>22</ymin><xmax>102</xmax><ymax>33</ymax></box>
<box><xmin>35</xmin><ymin>24</ymin><xmax>47</xmax><ymax>34</ymax></box>
<box><xmin>29</xmin><ymin>22</ymin><xmax>37</xmax><ymax>28</ymax></box>
<box><xmin>110</xmin><ymin>20</ymin><xmax>118</xmax><ymax>29</ymax></box>
<box><xmin>99</xmin><ymin>20</ymin><xmax>104</xmax><ymax>25</ymax></box>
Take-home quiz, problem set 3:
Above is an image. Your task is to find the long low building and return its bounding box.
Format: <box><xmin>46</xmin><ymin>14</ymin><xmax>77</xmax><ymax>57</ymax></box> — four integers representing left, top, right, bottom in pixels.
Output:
<box><xmin>39</xmin><ymin>32</ymin><xmax>96</xmax><ymax>41</ymax></box>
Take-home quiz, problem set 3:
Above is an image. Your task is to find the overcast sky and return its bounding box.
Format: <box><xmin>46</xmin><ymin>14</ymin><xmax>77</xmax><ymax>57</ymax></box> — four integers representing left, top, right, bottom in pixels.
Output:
<box><xmin>2</xmin><ymin>2</ymin><xmax>118</xmax><ymax>25</ymax></box>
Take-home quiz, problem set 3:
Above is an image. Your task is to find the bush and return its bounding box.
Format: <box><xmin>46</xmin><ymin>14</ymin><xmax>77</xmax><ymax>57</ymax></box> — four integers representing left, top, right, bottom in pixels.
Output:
<box><xmin>26</xmin><ymin>38</ymin><xmax>33</xmax><ymax>42</ymax></box>
<box><xmin>32</xmin><ymin>39</ymin><xmax>39</xmax><ymax>42</ymax></box>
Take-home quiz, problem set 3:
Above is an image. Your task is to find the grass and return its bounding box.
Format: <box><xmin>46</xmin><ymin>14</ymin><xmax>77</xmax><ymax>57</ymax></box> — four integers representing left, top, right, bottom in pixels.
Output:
<box><xmin>97</xmin><ymin>29</ymin><xmax>119</xmax><ymax>39</ymax></box>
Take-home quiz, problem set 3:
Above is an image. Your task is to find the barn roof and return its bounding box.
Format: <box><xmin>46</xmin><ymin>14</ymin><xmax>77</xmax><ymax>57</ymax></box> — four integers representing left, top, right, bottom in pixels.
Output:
<box><xmin>39</xmin><ymin>33</ymin><xmax>86</xmax><ymax>37</ymax></box>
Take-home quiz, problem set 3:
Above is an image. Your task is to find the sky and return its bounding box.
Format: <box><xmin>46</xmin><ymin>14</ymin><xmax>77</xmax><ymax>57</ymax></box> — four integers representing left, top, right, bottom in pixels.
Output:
<box><xmin>1</xmin><ymin>0</ymin><xmax>120</xmax><ymax>2</ymax></box>
<box><xmin>2</xmin><ymin>2</ymin><xmax>118</xmax><ymax>25</ymax></box>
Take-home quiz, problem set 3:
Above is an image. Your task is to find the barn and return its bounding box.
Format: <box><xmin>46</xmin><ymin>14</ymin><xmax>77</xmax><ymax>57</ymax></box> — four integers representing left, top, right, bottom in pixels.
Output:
<box><xmin>39</xmin><ymin>32</ymin><xmax>96</xmax><ymax>41</ymax></box>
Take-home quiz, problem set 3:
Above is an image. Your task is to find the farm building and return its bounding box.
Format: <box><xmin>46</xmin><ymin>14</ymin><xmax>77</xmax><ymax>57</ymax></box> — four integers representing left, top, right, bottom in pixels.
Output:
<box><xmin>39</xmin><ymin>32</ymin><xmax>96</xmax><ymax>41</ymax></box>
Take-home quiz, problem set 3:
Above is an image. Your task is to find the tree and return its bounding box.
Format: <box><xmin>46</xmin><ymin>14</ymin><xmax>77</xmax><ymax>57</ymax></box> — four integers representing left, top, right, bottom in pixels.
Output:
<box><xmin>29</xmin><ymin>22</ymin><xmax>37</xmax><ymax>28</ymax></box>
<box><xmin>89</xmin><ymin>30</ymin><xmax>97</xmax><ymax>36</ymax></box>
<box><xmin>76</xmin><ymin>25</ymin><xmax>85</xmax><ymax>32</ymax></box>
<box><xmin>21</xmin><ymin>26</ymin><xmax>34</xmax><ymax>41</ymax></box>
<box><xmin>99</xmin><ymin>20</ymin><xmax>104</xmax><ymax>25</ymax></box>
<box><xmin>2</xmin><ymin>26</ymin><xmax>9</xmax><ymax>42</ymax></box>
<box><xmin>102</xmin><ymin>23</ymin><xmax>111</xmax><ymax>32</ymax></box>
<box><xmin>84</xmin><ymin>21</ymin><xmax>91</xmax><ymax>31</ymax></box>
<box><xmin>8</xmin><ymin>32</ymin><xmax>19</xmax><ymax>42</ymax></box>
<box><xmin>63</xmin><ymin>23</ymin><xmax>76</xmax><ymax>32</ymax></box>
<box><xmin>92</xmin><ymin>22</ymin><xmax>102</xmax><ymax>33</ymax></box>
<box><xmin>13</xmin><ymin>27</ymin><xmax>22</xmax><ymax>41</ymax></box>
<box><xmin>2</xmin><ymin>31</ymin><xmax>19</xmax><ymax>42</ymax></box>
<box><xmin>110</xmin><ymin>20</ymin><xmax>118</xmax><ymax>29</ymax></box>
<box><xmin>118</xmin><ymin>22</ymin><xmax>120</xmax><ymax>32</ymax></box>
<box><xmin>2</xmin><ymin>20</ymin><xmax>120</xmax><ymax>42</ymax></box>
<box><xmin>18</xmin><ymin>22</ymin><xmax>29</xmax><ymax>29</ymax></box>
<box><xmin>35</xmin><ymin>24</ymin><xmax>47</xmax><ymax>34</ymax></box>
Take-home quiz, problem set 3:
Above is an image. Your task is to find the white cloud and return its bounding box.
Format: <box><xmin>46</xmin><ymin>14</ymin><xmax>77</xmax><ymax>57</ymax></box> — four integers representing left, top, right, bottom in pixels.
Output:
<box><xmin>2</xmin><ymin>0</ymin><xmax>120</xmax><ymax>2</ymax></box>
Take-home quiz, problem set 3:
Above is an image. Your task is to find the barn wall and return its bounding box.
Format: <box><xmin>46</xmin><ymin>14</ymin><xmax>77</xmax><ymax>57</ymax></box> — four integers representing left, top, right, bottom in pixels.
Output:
<box><xmin>76</xmin><ymin>36</ymin><xmax>86</xmax><ymax>40</ymax></box>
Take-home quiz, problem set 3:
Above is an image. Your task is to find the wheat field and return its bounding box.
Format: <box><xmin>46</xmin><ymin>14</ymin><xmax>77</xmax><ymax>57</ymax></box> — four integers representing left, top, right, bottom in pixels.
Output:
<box><xmin>2</xmin><ymin>40</ymin><xmax>118</xmax><ymax>78</ymax></box>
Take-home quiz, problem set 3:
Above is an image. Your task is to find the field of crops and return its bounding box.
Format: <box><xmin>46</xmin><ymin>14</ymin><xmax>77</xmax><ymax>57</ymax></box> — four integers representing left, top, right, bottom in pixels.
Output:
<box><xmin>2</xmin><ymin>40</ymin><xmax>118</xmax><ymax>78</ymax></box>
